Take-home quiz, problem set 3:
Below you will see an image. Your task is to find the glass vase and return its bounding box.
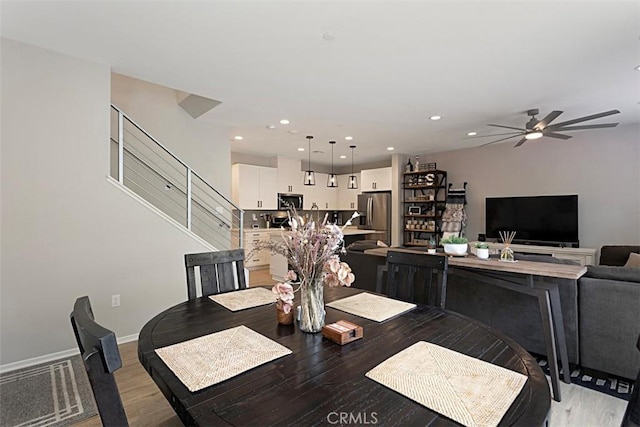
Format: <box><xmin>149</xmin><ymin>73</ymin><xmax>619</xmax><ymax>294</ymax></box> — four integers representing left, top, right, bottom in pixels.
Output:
<box><xmin>500</xmin><ymin>245</ymin><xmax>515</xmax><ymax>262</ymax></box>
<box><xmin>299</xmin><ymin>277</ymin><xmax>325</xmax><ymax>333</ymax></box>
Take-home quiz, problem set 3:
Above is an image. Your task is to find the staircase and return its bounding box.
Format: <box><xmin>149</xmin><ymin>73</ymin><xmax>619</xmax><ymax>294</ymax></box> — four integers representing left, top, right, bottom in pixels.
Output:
<box><xmin>109</xmin><ymin>105</ymin><xmax>243</xmax><ymax>250</ymax></box>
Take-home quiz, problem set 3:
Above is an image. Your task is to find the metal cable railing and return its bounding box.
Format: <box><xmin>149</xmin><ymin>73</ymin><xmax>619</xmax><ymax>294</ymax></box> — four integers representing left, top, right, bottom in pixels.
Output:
<box><xmin>110</xmin><ymin>105</ymin><xmax>243</xmax><ymax>249</ymax></box>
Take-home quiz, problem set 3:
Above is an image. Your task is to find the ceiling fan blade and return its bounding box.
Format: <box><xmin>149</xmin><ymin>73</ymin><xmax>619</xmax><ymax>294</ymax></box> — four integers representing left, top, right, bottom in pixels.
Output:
<box><xmin>513</xmin><ymin>137</ymin><xmax>528</xmax><ymax>148</ymax></box>
<box><xmin>488</xmin><ymin>124</ymin><xmax>527</xmax><ymax>131</ymax></box>
<box><xmin>534</xmin><ymin>111</ymin><xmax>563</xmax><ymax>129</ymax></box>
<box><xmin>549</xmin><ymin>123</ymin><xmax>619</xmax><ymax>131</ymax></box>
<box><xmin>544</xmin><ymin>132</ymin><xmax>573</xmax><ymax>140</ymax></box>
<box><xmin>464</xmin><ymin>131</ymin><xmax>522</xmax><ymax>139</ymax></box>
<box><xmin>479</xmin><ymin>134</ymin><xmax>522</xmax><ymax>147</ymax></box>
<box><xmin>547</xmin><ymin>109</ymin><xmax>620</xmax><ymax>128</ymax></box>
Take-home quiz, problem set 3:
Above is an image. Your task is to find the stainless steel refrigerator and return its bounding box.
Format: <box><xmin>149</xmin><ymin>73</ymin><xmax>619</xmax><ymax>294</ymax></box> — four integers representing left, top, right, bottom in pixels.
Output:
<box><xmin>357</xmin><ymin>192</ymin><xmax>391</xmax><ymax>245</ymax></box>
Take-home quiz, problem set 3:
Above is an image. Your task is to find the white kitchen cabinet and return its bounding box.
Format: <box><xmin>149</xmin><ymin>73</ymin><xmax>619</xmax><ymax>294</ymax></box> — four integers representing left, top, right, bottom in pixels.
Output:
<box><xmin>337</xmin><ymin>173</ymin><xmax>360</xmax><ymax>210</ymax></box>
<box><xmin>302</xmin><ymin>173</ymin><xmax>338</xmax><ymax>210</ymax></box>
<box><xmin>277</xmin><ymin>156</ymin><xmax>303</xmax><ymax>194</ymax></box>
<box><xmin>243</xmin><ymin>229</ymin><xmax>272</xmax><ymax>268</ymax></box>
<box><xmin>231</xmin><ymin>164</ymin><xmax>278</xmax><ymax>210</ymax></box>
<box><xmin>361</xmin><ymin>167</ymin><xmax>392</xmax><ymax>191</ymax></box>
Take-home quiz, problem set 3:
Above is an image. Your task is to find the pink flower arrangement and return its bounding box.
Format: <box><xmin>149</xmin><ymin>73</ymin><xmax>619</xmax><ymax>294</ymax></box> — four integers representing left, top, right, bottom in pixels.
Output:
<box><xmin>251</xmin><ymin>207</ymin><xmax>360</xmax><ymax>309</ymax></box>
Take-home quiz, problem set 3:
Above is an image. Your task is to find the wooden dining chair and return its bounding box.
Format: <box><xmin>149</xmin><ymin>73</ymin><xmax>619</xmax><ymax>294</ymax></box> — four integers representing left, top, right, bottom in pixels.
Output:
<box><xmin>70</xmin><ymin>296</ymin><xmax>128</xmax><ymax>427</ymax></box>
<box><xmin>376</xmin><ymin>250</ymin><xmax>449</xmax><ymax>308</ymax></box>
<box><xmin>621</xmin><ymin>334</ymin><xmax>640</xmax><ymax>427</ymax></box>
<box><xmin>185</xmin><ymin>249</ymin><xmax>247</xmax><ymax>300</ymax></box>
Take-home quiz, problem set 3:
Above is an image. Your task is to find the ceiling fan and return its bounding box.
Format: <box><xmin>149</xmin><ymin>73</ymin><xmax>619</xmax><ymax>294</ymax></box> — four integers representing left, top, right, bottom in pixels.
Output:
<box><xmin>470</xmin><ymin>108</ymin><xmax>620</xmax><ymax>148</ymax></box>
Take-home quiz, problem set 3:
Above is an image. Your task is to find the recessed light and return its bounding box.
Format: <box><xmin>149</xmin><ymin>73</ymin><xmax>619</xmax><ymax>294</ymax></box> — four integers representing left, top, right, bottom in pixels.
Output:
<box><xmin>233</xmin><ymin>136</ymin><xmax>244</xmax><ymax>140</ymax></box>
<box><xmin>467</xmin><ymin>131</ymin><xmax>477</xmax><ymax>136</ymax></box>
<box><xmin>430</xmin><ymin>115</ymin><xmax>442</xmax><ymax>121</ymax></box>
<box><xmin>266</xmin><ymin>125</ymin><xmax>276</xmax><ymax>129</ymax></box>
<box><xmin>339</xmin><ymin>155</ymin><xmax>347</xmax><ymax>159</ymax></box>
<box><xmin>297</xmin><ymin>148</ymin><xmax>305</xmax><ymax>152</ymax></box>
<box><xmin>280</xmin><ymin>119</ymin><xmax>290</xmax><ymax>125</ymax></box>
<box><xmin>635</xmin><ymin>65</ymin><xmax>640</xmax><ymax>71</ymax></box>
<box><xmin>322</xmin><ymin>32</ymin><xmax>335</xmax><ymax>41</ymax></box>
<box><xmin>387</xmin><ymin>147</ymin><xmax>395</xmax><ymax>151</ymax></box>
<box><xmin>345</xmin><ymin>136</ymin><xmax>353</xmax><ymax>141</ymax></box>
<box><xmin>288</xmin><ymin>130</ymin><xmax>299</xmax><ymax>134</ymax></box>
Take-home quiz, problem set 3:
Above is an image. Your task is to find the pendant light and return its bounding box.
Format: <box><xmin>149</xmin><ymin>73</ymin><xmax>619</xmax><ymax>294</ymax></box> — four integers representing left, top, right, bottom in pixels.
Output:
<box><xmin>327</xmin><ymin>141</ymin><xmax>338</xmax><ymax>188</ymax></box>
<box><xmin>303</xmin><ymin>135</ymin><xmax>315</xmax><ymax>186</ymax></box>
<box><xmin>348</xmin><ymin>145</ymin><xmax>358</xmax><ymax>189</ymax></box>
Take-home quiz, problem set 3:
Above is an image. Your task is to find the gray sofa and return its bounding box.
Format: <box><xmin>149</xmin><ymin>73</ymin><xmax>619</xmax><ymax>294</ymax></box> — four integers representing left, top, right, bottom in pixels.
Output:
<box><xmin>578</xmin><ymin>245</ymin><xmax>640</xmax><ymax>379</ymax></box>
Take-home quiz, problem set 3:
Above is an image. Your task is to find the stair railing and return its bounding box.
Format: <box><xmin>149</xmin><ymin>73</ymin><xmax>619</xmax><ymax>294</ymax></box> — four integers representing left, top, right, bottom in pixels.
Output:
<box><xmin>110</xmin><ymin>105</ymin><xmax>243</xmax><ymax>249</ymax></box>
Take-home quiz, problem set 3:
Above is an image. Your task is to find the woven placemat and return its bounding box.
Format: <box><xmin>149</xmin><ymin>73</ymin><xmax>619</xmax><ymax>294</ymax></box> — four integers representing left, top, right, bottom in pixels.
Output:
<box><xmin>326</xmin><ymin>292</ymin><xmax>416</xmax><ymax>322</ymax></box>
<box><xmin>366</xmin><ymin>342</ymin><xmax>527</xmax><ymax>427</ymax></box>
<box><xmin>155</xmin><ymin>325</ymin><xmax>291</xmax><ymax>392</ymax></box>
<box><xmin>209</xmin><ymin>287</ymin><xmax>275</xmax><ymax>311</ymax></box>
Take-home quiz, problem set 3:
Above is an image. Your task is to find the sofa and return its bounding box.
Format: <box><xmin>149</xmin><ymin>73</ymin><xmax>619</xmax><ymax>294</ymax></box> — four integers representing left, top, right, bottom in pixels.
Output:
<box><xmin>578</xmin><ymin>245</ymin><xmax>640</xmax><ymax>379</ymax></box>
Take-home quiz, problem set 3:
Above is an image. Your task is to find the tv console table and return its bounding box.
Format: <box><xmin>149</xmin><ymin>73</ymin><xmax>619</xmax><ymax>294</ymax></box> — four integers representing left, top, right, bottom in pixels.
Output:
<box><xmin>469</xmin><ymin>241</ymin><xmax>597</xmax><ymax>266</ymax></box>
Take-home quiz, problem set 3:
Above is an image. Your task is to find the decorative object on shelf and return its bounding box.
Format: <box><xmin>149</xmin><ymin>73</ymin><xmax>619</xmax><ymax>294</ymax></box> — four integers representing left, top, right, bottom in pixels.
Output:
<box><xmin>303</xmin><ymin>135</ymin><xmax>315</xmax><ymax>186</ymax></box>
<box><xmin>348</xmin><ymin>145</ymin><xmax>358</xmax><ymax>189</ymax></box>
<box><xmin>273</xmin><ymin>282</ymin><xmax>295</xmax><ymax>325</ymax></box>
<box><xmin>414</xmin><ymin>155</ymin><xmax>420</xmax><ymax>170</ymax></box>
<box><xmin>327</xmin><ymin>141</ymin><xmax>338</xmax><ymax>188</ymax></box>
<box><xmin>475</xmin><ymin>242</ymin><xmax>490</xmax><ymax>260</ymax></box>
<box><xmin>499</xmin><ymin>231</ymin><xmax>516</xmax><ymax>262</ymax></box>
<box><xmin>405</xmin><ymin>157</ymin><xmax>413</xmax><ymax>173</ymax></box>
<box><xmin>248</xmin><ymin>207</ymin><xmax>360</xmax><ymax>333</ymax></box>
<box><xmin>427</xmin><ymin>238</ymin><xmax>437</xmax><ymax>254</ymax></box>
<box><xmin>441</xmin><ymin>235</ymin><xmax>469</xmax><ymax>256</ymax></box>
<box><xmin>427</xmin><ymin>162</ymin><xmax>437</xmax><ymax>171</ymax></box>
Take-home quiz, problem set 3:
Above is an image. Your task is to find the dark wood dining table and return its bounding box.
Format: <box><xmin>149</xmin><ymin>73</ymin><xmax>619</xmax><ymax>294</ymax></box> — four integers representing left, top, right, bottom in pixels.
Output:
<box><xmin>138</xmin><ymin>286</ymin><xmax>550</xmax><ymax>426</ymax></box>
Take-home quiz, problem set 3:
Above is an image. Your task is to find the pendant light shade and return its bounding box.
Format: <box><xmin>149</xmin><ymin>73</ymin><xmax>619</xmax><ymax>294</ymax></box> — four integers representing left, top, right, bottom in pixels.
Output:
<box><xmin>348</xmin><ymin>145</ymin><xmax>358</xmax><ymax>189</ymax></box>
<box><xmin>327</xmin><ymin>141</ymin><xmax>338</xmax><ymax>188</ymax></box>
<box><xmin>303</xmin><ymin>135</ymin><xmax>315</xmax><ymax>186</ymax></box>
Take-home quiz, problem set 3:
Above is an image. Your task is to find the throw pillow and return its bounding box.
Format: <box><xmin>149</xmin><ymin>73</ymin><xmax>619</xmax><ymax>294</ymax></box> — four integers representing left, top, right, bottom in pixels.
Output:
<box><xmin>624</xmin><ymin>252</ymin><xmax>640</xmax><ymax>267</ymax></box>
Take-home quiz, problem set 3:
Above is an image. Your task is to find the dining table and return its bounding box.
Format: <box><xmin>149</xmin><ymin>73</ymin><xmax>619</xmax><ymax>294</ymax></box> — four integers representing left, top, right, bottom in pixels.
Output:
<box><xmin>138</xmin><ymin>286</ymin><xmax>551</xmax><ymax>426</ymax></box>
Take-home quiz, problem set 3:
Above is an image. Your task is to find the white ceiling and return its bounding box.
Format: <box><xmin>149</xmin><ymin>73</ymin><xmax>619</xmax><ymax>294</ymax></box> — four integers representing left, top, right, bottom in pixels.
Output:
<box><xmin>2</xmin><ymin>1</ymin><xmax>639</xmax><ymax>166</ymax></box>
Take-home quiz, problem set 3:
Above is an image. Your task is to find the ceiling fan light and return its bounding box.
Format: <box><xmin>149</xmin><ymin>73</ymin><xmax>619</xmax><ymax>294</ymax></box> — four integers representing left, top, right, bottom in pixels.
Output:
<box><xmin>525</xmin><ymin>131</ymin><xmax>543</xmax><ymax>140</ymax></box>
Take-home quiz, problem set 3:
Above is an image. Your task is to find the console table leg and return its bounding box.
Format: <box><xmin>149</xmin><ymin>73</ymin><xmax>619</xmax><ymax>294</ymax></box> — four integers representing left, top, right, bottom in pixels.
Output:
<box><xmin>546</xmin><ymin>285</ymin><xmax>571</xmax><ymax>384</ymax></box>
<box><xmin>538</xmin><ymin>289</ymin><xmax>562</xmax><ymax>402</ymax></box>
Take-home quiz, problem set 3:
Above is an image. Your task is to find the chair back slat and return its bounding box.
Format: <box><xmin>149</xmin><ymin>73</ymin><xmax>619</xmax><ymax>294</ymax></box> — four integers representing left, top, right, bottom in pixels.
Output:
<box><xmin>185</xmin><ymin>249</ymin><xmax>247</xmax><ymax>300</ymax></box>
<box><xmin>379</xmin><ymin>250</ymin><xmax>448</xmax><ymax>308</ymax></box>
<box><xmin>70</xmin><ymin>296</ymin><xmax>128</xmax><ymax>427</ymax></box>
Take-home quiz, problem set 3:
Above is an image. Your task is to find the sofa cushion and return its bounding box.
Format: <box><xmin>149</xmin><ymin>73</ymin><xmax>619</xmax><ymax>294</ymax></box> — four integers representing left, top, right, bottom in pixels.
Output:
<box><xmin>625</xmin><ymin>252</ymin><xmax>640</xmax><ymax>268</ymax></box>
<box><xmin>599</xmin><ymin>245</ymin><xmax>640</xmax><ymax>266</ymax></box>
<box><xmin>585</xmin><ymin>265</ymin><xmax>640</xmax><ymax>283</ymax></box>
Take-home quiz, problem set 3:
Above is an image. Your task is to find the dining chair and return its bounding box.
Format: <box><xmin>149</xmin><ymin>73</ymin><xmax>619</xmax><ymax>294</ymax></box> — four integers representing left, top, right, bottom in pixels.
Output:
<box><xmin>376</xmin><ymin>250</ymin><xmax>448</xmax><ymax>308</ymax></box>
<box><xmin>70</xmin><ymin>296</ymin><xmax>129</xmax><ymax>427</ymax></box>
<box><xmin>185</xmin><ymin>249</ymin><xmax>247</xmax><ymax>300</ymax></box>
<box><xmin>621</xmin><ymin>334</ymin><xmax>640</xmax><ymax>427</ymax></box>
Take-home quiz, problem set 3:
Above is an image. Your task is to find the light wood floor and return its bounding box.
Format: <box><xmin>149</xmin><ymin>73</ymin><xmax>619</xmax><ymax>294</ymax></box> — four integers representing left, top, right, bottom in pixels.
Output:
<box><xmin>75</xmin><ymin>267</ymin><xmax>627</xmax><ymax>426</ymax></box>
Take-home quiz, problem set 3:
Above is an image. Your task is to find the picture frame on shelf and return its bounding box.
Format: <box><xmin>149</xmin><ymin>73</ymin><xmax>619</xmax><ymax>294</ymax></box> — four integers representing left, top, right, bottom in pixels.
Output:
<box><xmin>408</xmin><ymin>206</ymin><xmax>421</xmax><ymax>215</ymax></box>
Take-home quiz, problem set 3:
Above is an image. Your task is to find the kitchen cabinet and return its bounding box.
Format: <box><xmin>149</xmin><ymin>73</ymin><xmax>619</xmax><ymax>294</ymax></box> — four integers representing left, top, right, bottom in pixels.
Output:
<box><xmin>302</xmin><ymin>173</ymin><xmax>338</xmax><ymax>210</ymax></box>
<box><xmin>361</xmin><ymin>167</ymin><xmax>392</xmax><ymax>191</ymax></box>
<box><xmin>231</xmin><ymin>164</ymin><xmax>277</xmax><ymax>210</ymax></box>
<box><xmin>337</xmin><ymin>173</ymin><xmax>360</xmax><ymax>210</ymax></box>
<box><xmin>243</xmin><ymin>229</ymin><xmax>272</xmax><ymax>268</ymax></box>
<box><xmin>277</xmin><ymin>156</ymin><xmax>303</xmax><ymax>194</ymax></box>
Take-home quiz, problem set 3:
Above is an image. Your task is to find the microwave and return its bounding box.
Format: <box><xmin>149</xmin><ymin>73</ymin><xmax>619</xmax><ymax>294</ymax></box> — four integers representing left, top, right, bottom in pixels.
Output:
<box><xmin>278</xmin><ymin>193</ymin><xmax>303</xmax><ymax>210</ymax></box>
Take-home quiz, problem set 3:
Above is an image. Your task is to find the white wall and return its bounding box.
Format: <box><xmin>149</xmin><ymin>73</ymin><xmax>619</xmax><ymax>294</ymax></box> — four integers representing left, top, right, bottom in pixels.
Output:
<box><xmin>0</xmin><ymin>39</ymin><xmax>231</xmax><ymax>364</ymax></box>
<box><xmin>418</xmin><ymin>124</ymin><xmax>640</xmax><ymax>249</ymax></box>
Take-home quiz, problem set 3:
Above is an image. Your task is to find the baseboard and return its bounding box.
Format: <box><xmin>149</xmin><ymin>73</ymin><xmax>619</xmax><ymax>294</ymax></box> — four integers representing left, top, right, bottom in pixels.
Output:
<box><xmin>0</xmin><ymin>333</ymin><xmax>139</xmax><ymax>374</ymax></box>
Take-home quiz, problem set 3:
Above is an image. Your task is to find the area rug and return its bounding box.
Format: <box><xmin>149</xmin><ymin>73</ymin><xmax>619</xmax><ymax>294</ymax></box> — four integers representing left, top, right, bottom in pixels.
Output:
<box><xmin>0</xmin><ymin>355</ymin><xmax>97</xmax><ymax>427</ymax></box>
<box><xmin>535</xmin><ymin>355</ymin><xmax>635</xmax><ymax>401</ymax></box>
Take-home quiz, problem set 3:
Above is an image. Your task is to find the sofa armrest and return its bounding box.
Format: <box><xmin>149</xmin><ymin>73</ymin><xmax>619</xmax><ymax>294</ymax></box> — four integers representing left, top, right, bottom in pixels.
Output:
<box><xmin>578</xmin><ymin>276</ymin><xmax>640</xmax><ymax>379</ymax></box>
<box><xmin>599</xmin><ymin>245</ymin><xmax>640</xmax><ymax>266</ymax></box>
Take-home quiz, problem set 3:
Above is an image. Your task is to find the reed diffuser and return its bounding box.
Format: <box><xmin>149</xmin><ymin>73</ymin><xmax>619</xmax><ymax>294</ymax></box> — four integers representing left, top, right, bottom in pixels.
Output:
<box><xmin>499</xmin><ymin>231</ymin><xmax>516</xmax><ymax>262</ymax></box>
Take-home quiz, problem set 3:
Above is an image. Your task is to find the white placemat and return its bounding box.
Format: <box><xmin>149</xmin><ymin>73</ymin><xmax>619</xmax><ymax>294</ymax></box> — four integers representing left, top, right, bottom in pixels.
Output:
<box><xmin>325</xmin><ymin>292</ymin><xmax>416</xmax><ymax>322</ymax></box>
<box><xmin>366</xmin><ymin>341</ymin><xmax>527</xmax><ymax>427</ymax></box>
<box><xmin>155</xmin><ymin>325</ymin><xmax>291</xmax><ymax>392</ymax></box>
<box><xmin>208</xmin><ymin>287</ymin><xmax>275</xmax><ymax>311</ymax></box>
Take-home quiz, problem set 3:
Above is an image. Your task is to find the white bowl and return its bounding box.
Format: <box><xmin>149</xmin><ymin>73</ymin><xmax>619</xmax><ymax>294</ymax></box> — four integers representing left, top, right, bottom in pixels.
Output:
<box><xmin>443</xmin><ymin>243</ymin><xmax>468</xmax><ymax>256</ymax></box>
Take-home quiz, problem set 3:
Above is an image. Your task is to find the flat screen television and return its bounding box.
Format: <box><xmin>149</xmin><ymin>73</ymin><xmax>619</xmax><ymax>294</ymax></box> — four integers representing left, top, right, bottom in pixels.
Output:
<box><xmin>485</xmin><ymin>195</ymin><xmax>579</xmax><ymax>247</ymax></box>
